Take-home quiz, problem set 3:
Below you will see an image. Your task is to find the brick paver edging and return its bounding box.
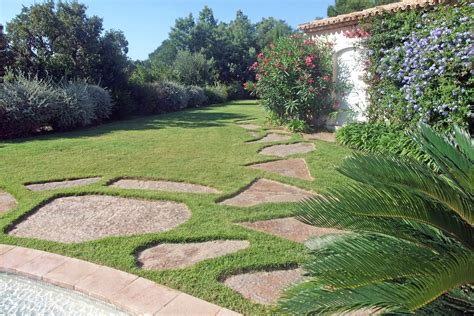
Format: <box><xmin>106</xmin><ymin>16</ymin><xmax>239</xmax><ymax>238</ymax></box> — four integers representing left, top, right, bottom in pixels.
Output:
<box><xmin>0</xmin><ymin>244</ymin><xmax>240</xmax><ymax>316</ymax></box>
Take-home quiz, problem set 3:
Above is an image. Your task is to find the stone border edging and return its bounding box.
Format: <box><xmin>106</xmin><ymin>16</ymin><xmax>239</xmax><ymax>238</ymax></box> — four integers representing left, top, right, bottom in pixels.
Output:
<box><xmin>0</xmin><ymin>244</ymin><xmax>241</xmax><ymax>316</ymax></box>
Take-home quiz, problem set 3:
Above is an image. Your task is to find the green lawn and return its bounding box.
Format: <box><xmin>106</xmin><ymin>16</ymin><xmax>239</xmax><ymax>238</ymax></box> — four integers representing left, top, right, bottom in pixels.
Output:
<box><xmin>0</xmin><ymin>100</ymin><xmax>353</xmax><ymax>314</ymax></box>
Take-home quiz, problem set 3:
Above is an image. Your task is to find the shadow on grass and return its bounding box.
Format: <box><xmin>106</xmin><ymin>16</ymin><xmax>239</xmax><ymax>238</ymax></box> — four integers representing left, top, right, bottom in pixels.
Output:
<box><xmin>1</xmin><ymin>105</ymin><xmax>255</xmax><ymax>144</ymax></box>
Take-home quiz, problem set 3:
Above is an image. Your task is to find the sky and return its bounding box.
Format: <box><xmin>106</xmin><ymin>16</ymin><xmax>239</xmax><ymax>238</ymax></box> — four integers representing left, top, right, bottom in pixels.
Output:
<box><xmin>1</xmin><ymin>0</ymin><xmax>334</xmax><ymax>60</ymax></box>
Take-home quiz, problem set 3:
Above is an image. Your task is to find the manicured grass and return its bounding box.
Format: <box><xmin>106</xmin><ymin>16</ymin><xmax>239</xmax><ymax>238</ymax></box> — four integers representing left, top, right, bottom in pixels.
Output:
<box><xmin>0</xmin><ymin>100</ymin><xmax>353</xmax><ymax>314</ymax></box>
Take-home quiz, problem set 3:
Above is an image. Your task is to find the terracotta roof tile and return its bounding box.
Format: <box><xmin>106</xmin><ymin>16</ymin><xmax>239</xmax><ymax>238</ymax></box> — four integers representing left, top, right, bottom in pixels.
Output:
<box><xmin>299</xmin><ymin>0</ymin><xmax>454</xmax><ymax>33</ymax></box>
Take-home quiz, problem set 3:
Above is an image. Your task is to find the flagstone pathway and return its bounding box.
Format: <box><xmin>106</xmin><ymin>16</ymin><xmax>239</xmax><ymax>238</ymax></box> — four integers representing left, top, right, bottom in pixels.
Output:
<box><xmin>110</xmin><ymin>179</ymin><xmax>221</xmax><ymax>194</ymax></box>
<box><xmin>250</xmin><ymin>133</ymin><xmax>291</xmax><ymax>143</ymax></box>
<box><xmin>25</xmin><ymin>177</ymin><xmax>102</xmax><ymax>191</ymax></box>
<box><xmin>259</xmin><ymin>143</ymin><xmax>315</xmax><ymax>157</ymax></box>
<box><xmin>0</xmin><ymin>190</ymin><xmax>16</xmax><ymax>214</ymax></box>
<box><xmin>249</xmin><ymin>158</ymin><xmax>313</xmax><ymax>181</ymax></box>
<box><xmin>237</xmin><ymin>124</ymin><xmax>261</xmax><ymax>130</ymax></box>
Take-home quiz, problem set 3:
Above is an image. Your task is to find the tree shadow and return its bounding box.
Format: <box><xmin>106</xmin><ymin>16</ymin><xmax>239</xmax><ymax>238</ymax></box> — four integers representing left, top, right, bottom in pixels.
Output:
<box><xmin>1</xmin><ymin>106</ymin><xmax>255</xmax><ymax>144</ymax></box>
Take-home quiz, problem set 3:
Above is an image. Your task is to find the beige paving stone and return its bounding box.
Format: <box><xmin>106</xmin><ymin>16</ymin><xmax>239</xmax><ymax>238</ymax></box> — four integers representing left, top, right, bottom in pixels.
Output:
<box><xmin>238</xmin><ymin>124</ymin><xmax>261</xmax><ymax>130</ymax></box>
<box><xmin>26</xmin><ymin>177</ymin><xmax>102</xmax><ymax>191</ymax></box>
<box><xmin>74</xmin><ymin>266</ymin><xmax>138</xmax><ymax>302</ymax></box>
<box><xmin>43</xmin><ymin>258</ymin><xmax>100</xmax><ymax>289</ymax></box>
<box><xmin>302</xmin><ymin>132</ymin><xmax>336</xmax><ymax>142</ymax></box>
<box><xmin>249</xmin><ymin>158</ymin><xmax>313</xmax><ymax>181</ymax></box>
<box><xmin>110</xmin><ymin>179</ymin><xmax>220</xmax><ymax>194</ymax></box>
<box><xmin>138</xmin><ymin>240</ymin><xmax>250</xmax><ymax>270</ymax></box>
<box><xmin>0</xmin><ymin>244</ymin><xmax>15</xmax><ymax>256</ymax></box>
<box><xmin>0</xmin><ymin>247</ymin><xmax>43</xmax><ymax>272</ymax></box>
<box><xmin>220</xmin><ymin>179</ymin><xmax>315</xmax><ymax>207</ymax></box>
<box><xmin>251</xmin><ymin>133</ymin><xmax>291</xmax><ymax>143</ymax></box>
<box><xmin>259</xmin><ymin>143</ymin><xmax>315</xmax><ymax>157</ymax></box>
<box><xmin>9</xmin><ymin>195</ymin><xmax>191</xmax><ymax>243</ymax></box>
<box><xmin>15</xmin><ymin>252</ymin><xmax>68</xmax><ymax>280</ymax></box>
<box><xmin>110</xmin><ymin>277</ymin><xmax>179</xmax><ymax>315</ymax></box>
<box><xmin>0</xmin><ymin>190</ymin><xmax>16</xmax><ymax>213</ymax></box>
<box><xmin>156</xmin><ymin>293</ymin><xmax>222</xmax><ymax>315</ymax></box>
<box><xmin>224</xmin><ymin>268</ymin><xmax>303</xmax><ymax>305</ymax></box>
<box><xmin>217</xmin><ymin>308</ymin><xmax>243</xmax><ymax>316</ymax></box>
<box><xmin>240</xmin><ymin>217</ymin><xmax>342</xmax><ymax>243</ymax></box>
<box><xmin>267</xmin><ymin>129</ymin><xmax>291</xmax><ymax>135</ymax></box>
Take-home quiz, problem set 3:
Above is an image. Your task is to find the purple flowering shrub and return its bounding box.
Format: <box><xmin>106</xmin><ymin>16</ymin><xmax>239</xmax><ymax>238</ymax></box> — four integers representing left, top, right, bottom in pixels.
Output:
<box><xmin>362</xmin><ymin>1</ymin><xmax>473</xmax><ymax>131</ymax></box>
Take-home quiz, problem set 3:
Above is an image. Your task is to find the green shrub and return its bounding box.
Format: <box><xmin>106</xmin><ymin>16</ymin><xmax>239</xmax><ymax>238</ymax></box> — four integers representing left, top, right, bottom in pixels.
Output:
<box><xmin>204</xmin><ymin>84</ymin><xmax>228</xmax><ymax>105</ymax></box>
<box><xmin>336</xmin><ymin>122</ymin><xmax>434</xmax><ymax>167</ymax></box>
<box><xmin>153</xmin><ymin>81</ymin><xmax>189</xmax><ymax>111</ymax></box>
<box><xmin>86</xmin><ymin>84</ymin><xmax>113</xmax><ymax>122</ymax></box>
<box><xmin>187</xmin><ymin>86</ymin><xmax>207</xmax><ymax>107</ymax></box>
<box><xmin>171</xmin><ymin>51</ymin><xmax>218</xmax><ymax>86</ymax></box>
<box><xmin>225</xmin><ymin>82</ymin><xmax>251</xmax><ymax>100</ymax></box>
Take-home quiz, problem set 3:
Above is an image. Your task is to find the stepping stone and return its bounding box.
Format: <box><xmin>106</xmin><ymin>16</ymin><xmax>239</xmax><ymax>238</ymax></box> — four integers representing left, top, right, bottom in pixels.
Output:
<box><xmin>26</xmin><ymin>177</ymin><xmax>102</xmax><ymax>191</ymax></box>
<box><xmin>302</xmin><ymin>132</ymin><xmax>336</xmax><ymax>142</ymax></box>
<box><xmin>259</xmin><ymin>143</ymin><xmax>315</xmax><ymax>157</ymax></box>
<box><xmin>138</xmin><ymin>240</ymin><xmax>250</xmax><ymax>270</ymax></box>
<box><xmin>0</xmin><ymin>190</ymin><xmax>16</xmax><ymax>214</ymax></box>
<box><xmin>224</xmin><ymin>268</ymin><xmax>303</xmax><ymax>304</ymax></box>
<box><xmin>219</xmin><ymin>179</ymin><xmax>314</xmax><ymax>207</ymax></box>
<box><xmin>8</xmin><ymin>195</ymin><xmax>191</xmax><ymax>243</ymax></box>
<box><xmin>240</xmin><ymin>217</ymin><xmax>342</xmax><ymax>243</ymax></box>
<box><xmin>238</xmin><ymin>124</ymin><xmax>261</xmax><ymax>130</ymax></box>
<box><xmin>110</xmin><ymin>179</ymin><xmax>220</xmax><ymax>194</ymax></box>
<box><xmin>249</xmin><ymin>158</ymin><xmax>313</xmax><ymax>181</ymax></box>
<box><xmin>267</xmin><ymin>129</ymin><xmax>291</xmax><ymax>135</ymax></box>
<box><xmin>251</xmin><ymin>133</ymin><xmax>291</xmax><ymax>143</ymax></box>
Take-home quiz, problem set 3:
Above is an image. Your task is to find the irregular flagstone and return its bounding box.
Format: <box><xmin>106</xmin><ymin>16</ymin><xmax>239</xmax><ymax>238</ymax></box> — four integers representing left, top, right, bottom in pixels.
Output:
<box><xmin>249</xmin><ymin>158</ymin><xmax>313</xmax><ymax>181</ymax></box>
<box><xmin>224</xmin><ymin>268</ymin><xmax>303</xmax><ymax>304</ymax></box>
<box><xmin>240</xmin><ymin>217</ymin><xmax>343</xmax><ymax>243</ymax></box>
<box><xmin>110</xmin><ymin>179</ymin><xmax>220</xmax><ymax>194</ymax></box>
<box><xmin>26</xmin><ymin>177</ymin><xmax>102</xmax><ymax>191</ymax></box>
<box><xmin>259</xmin><ymin>143</ymin><xmax>315</xmax><ymax>157</ymax></box>
<box><xmin>138</xmin><ymin>240</ymin><xmax>250</xmax><ymax>270</ymax></box>
<box><xmin>0</xmin><ymin>190</ymin><xmax>17</xmax><ymax>213</ymax></box>
<box><xmin>219</xmin><ymin>179</ymin><xmax>315</xmax><ymax>207</ymax></box>
<box><xmin>8</xmin><ymin>195</ymin><xmax>191</xmax><ymax>243</ymax></box>
<box><xmin>302</xmin><ymin>132</ymin><xmax>336</xmax><ymax>142</ymax></box>
<box><xmin>251</xmin><ymin>133</ymin><xmax>291</xmax><ymax>143</ymax></box>
<box><xmin>267</xmin><ymin>129</ymin><xmax>291</xmax><ymax>135</ymax></box>
<box><xmin>237</xmin><ymin>124</ymin><xmax>261</xmax><ymax>130</ymax></box>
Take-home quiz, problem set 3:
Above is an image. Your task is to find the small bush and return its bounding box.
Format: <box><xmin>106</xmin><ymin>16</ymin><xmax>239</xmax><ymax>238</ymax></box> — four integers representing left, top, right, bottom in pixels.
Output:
<box><xmin>226</xmin><ymin>82</ymin><xmax>251</xmax><ymax>100</ymax></box>
<box><xmin>86</xmin><ymin>84</ymin><xmax>113</xmax><ymax>122</ymax></box>
<box><xmin>336</xmin><ymin>122</ymin><xmax>434</xmax><ymax>167</ymax></box>
<box><xmin>187</xmin><ymin>86</ymin><xmax>207</xmax><ymax>107</ymax></box>
<box><xmin>204</xmin><ymin>84</ymin><xmax>228</xmax><ymax>105</ymax></box>
<box><xmin>153</xmin><ymin>81</ymin><xmax>189</xmax><ymax>112</ymax></box>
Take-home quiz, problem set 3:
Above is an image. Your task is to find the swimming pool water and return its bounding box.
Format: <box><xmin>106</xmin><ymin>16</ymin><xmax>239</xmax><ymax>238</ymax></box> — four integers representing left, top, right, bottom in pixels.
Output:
<box><xmin>0</xmin><ymin>272</ymin><xmax>127</xmax><ymax>315</ymax></box>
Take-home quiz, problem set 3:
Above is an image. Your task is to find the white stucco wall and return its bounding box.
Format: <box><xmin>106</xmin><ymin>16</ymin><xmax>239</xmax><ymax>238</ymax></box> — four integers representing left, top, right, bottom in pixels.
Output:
<box><xmin>309</xmin><ymin>28</ymin><xmax>369</xmax><ymax>128</ymax></box>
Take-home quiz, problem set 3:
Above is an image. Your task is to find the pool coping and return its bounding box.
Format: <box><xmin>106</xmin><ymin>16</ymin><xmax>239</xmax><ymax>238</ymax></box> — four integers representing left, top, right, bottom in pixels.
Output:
<box><xmin>0</xmin><ymin>244</ymin><xmax>241</xmax><ymax>316</ymax></box>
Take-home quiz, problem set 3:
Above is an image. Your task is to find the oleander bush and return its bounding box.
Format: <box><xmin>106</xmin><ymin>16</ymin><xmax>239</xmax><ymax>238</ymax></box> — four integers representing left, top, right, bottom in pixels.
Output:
<box><xmin>187</xmin><ymin>85</ymin><xmax>207</xmax><ymax>107</ymax></box>
<box><xmin>204</xmin><ymin>84</ymin><xmax>228</xmax><ymax>105</ymax></box>
<box><xmin>362</xmin><ymin>1</ymin><xmax>473</xmax><ymax>132</ymax></box>
<box><xmin>153</xmin><ymin>81</ymin><xmax>190</xmax><ymax>112</ymax></box>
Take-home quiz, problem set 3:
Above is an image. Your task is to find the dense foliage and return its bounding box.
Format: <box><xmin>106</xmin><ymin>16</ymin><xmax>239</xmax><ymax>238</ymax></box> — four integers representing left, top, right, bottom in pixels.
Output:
<box><xmin>281</xmin><ymin>124</ymin><xmax>474</xmax><ymax>314</ymax></box>
<box><xmin>336</xmin><ymin>122</ymin><xmax>433</xmax><ymax>167</ymax></box>
<box><xmin>327</xmin><ymin>0</ymin><xmax>399</xmax><ymax>17</ymax></box>
<box><xmin>0</xmin><ymin>74</ymin><xmax>112</xmax><ymax>138</ymax></box>
<box><xmin>362</xmin><ymin>2</ymin><xmax>474</xmax><ymax>132</ymax></box>
<box><xmin>248</xmin><ymin>35</ymin><xmax>335</xmax><ymax>131</ymax></box>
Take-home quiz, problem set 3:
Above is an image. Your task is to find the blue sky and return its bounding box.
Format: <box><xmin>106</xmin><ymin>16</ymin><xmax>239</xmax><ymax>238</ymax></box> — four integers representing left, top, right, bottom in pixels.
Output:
<box><xmin>1</xmin><ymin>0</ymin><xmax>333</xmax><ymax>60</ymax></box>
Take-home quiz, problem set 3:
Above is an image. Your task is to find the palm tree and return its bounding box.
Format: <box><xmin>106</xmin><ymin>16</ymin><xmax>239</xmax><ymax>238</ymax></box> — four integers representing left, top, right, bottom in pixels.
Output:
<box><xmin>280</xmin><ymin>124</ymin><xmax>473</xmax><ymax>314</ymax></box>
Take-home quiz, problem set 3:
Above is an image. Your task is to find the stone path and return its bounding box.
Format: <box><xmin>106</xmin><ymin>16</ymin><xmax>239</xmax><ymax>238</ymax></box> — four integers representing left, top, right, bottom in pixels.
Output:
<box><xmin>237</xmin><ymin>124</ymin><xmax>261</xmax><ymax>130</ymax></box>
<box><xmin>0</xmin><ymin>190</ymin><xmax>16</xmax><ymax>214</ymax></box>
<box><xmin>0</xmin><ymin>244</ymin><xmax>240</xmax><ymax>315</ymax></box>
<box><xmin>224</xmin><ymin>268</ymin><xmax>303</xmax><ymax>304</ymax></box>
<box><xmin>249</xmin><ymin>158</ymin><xmax>313</xmax><ymax>181</ymax></box>
<box><xmin>220</xmin><ymin>179</ymin><xmax>314</xmax><ymax>207</ymax></box>
<box><xmin>26</xmin><ymin>177</ymin><xmax>102</xmax><ymax>191</ymax></box>
<box><xmin>8</xmin><ymin>195</ymin><xmax>191</xmax><ymax>243</ymax></box>
<box><xmin>110</xmin><ymin>179</ymin><xmax>221</xmax><ymax>194</ymax></box>
<box><xmin>267</xmin><ymin>129</ymin><xmax>291</xmax><ymax>135</ymax></box>
<box><xmin>240</xmin><ymin>217</ymin><xmax>342</xmax><ymax>243</ymax></box>
<box><xmin>138</xmin><ymin>240</ymin><xmax>250</xmax><ymax>270</ymax></box>
<box><xmin>251</xmin><ymin>133</ymin><xmax>291</xmax><ymax>143</ymax></box>
<box><xmin>302</xmin><ymin>132</ymin><xmax>336</xmax><ymax>143</ymax></box>
<box><xmin>259</xmin><ymin>143</ymin><xmax>315</xmax><ymax>157</ymax></box>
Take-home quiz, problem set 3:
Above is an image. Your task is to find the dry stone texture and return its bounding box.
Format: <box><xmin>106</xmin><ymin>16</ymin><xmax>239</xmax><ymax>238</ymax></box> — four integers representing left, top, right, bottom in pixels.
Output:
<box><xmin>302</xmin><ymin>132</ymin><xmax>336</xmax><ymax>142</ymax></box>
<box><xmin>138</xmin><ymin>240</ymin><xmax>250</xmax><ymax>270</ymax></box>
<box><xmin>110</xmin><ymin>179</ymin><xmax>220</xmax><ymax>194</ymax></box>
<box><xmin>0</xmin><ymin>191</ymin><xmax>16</xmax><ymax>213</ymax></box>
<box><xmin>26</xmin><ymin>177</ymin><xmax>102</xmax><ymax>191</ymax></box>
<box><xmin>237</xmin><ymin>124</ymin><xmax>261</xmax><ymax>130</ymax></box>
<box><xmin>241</xmin><ymin>217</ymin><xmax>342</xmax><ymax>243</ymax></box>
<box><xmin>224</xmin><ymin>268</ymin><xmax>303</xmax><ymax>304</ymax></box>
<box><xmin>8</xmin><ymin>195</ymin><xmax>191</xmax><ymax>243</ymax></box>
<box><xmin>259</xmin><ymin>143</ymin><xmax>315</xmax><ymax>157</ymax></box>
<box><xmin>249</xmin><ymin>158</ymin><xmax>313</xmax><ymax>180</ymax></box>
<box><xmin>220</xmin><ymin>179</ymin><xmax>314</xmax><ymax>207</ymax></box>
<box><xmin>252</xmin><ymin>133</ymin><xmax>291</xmax><ymax>143</ymax></box>
<box><xmin>267</xmin><ymin>129</ymin><xmax>291</xmax><ymax>135</ymax></box>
